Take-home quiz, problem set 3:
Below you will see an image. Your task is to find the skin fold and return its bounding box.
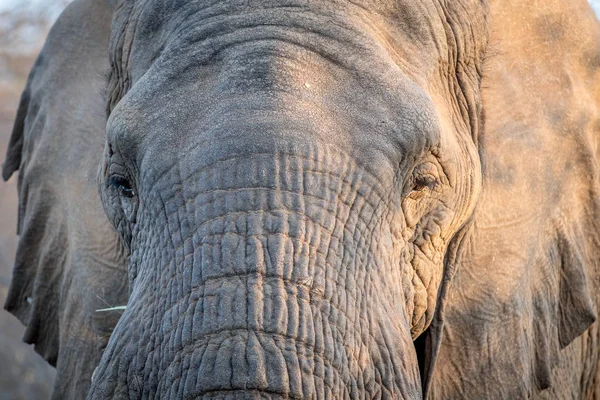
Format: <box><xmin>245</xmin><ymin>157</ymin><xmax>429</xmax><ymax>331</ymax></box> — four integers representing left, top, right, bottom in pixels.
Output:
<box><xmin>2</xmin><ymin>0</ymin><xmax>599</xmax><ymax>398</ymax></box>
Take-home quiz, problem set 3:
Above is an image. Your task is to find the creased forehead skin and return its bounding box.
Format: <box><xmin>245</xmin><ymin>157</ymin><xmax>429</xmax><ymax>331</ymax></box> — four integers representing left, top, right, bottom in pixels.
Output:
<box><xmin>108</xmin><ymin>0</ymin><xmax>489</xmax><ymax>117</ymax></box>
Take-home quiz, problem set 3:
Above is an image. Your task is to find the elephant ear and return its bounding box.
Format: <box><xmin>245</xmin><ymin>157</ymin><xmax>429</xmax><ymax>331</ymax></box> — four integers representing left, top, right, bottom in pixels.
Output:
<box><xmin>2</xmin><ymin>0</ymin><xmax>127</xmax><ymax>398</ymax></box>
<box><xmin>431</xmin><ymin>0</ymin><xmax>600</xmax><ymax>398</ymax></box>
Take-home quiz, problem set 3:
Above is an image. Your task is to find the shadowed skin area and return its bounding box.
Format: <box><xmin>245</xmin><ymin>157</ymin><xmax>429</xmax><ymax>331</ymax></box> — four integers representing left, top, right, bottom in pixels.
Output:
<box><xmin>3</xmin><ymin>0</ymin><xmax>600</xmax><ymax>399</ymax></box>
<box><xmin>1</xmin><ymin>1</ymin><xmax>128</xmax><ymax>398</ymax></box>
<box><xmin>90</xmin><ymin>0</ymin><xmax>485</xmax><ymax>398</ymax></box>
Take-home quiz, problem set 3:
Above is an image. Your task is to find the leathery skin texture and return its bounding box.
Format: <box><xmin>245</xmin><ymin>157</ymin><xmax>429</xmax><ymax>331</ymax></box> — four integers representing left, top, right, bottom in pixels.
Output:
<box><xmin>93</xmin><ymin>108</ymin><xmax>479</xmax><ymax>399</ymax></box>
<box><xmin>4</xmin><ymin>0</ymin><xmax>600</xmax><ymax>397</ymax></box>
<box><xmin>97</xmin><ymin>142</ymin><xmax>424</xmax><ymax>398</ymax></box>
<box><xmin>88</xmin><ymin>0</ymin><xmax>486</xmax><ymax>398</ymax></box>
<box><xmin>5</xmin><ymin>0</ymin><xmax>600</xmax><ymax>398</ymax></box>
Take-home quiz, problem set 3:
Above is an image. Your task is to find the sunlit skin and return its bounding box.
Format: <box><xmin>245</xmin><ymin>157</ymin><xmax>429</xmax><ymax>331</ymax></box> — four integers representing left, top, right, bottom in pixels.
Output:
<box><xmin>3</xmin><ymin>0</ymin><xmax>600</xmax><ymax>399</ymax></box>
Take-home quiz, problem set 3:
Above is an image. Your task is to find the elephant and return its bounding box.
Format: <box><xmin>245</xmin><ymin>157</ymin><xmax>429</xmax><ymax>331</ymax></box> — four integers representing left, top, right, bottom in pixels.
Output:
<box><xmin>2</xmin><ymin>0</ymin><xmax>600</xmax><ymax>398</ymax></box>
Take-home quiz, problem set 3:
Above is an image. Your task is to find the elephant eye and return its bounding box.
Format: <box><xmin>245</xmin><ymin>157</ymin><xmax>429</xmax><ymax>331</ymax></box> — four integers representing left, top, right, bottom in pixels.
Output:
<box><xmin>109</xmin><ymin>175</ymin><xmax>135</xmax><ymax>198</ymax></box>
<box><xmin>412</xmin><ymin>180</ymin><xmax>428</xmax><ymax>193</ymax></box>
<box><xmin>412</xmin><ymin>175</ymin><xmax>438</xmax><ymax>193</ymax></box>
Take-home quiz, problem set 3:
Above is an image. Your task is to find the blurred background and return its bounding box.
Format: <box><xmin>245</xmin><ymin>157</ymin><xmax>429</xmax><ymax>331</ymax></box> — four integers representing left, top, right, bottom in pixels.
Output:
<box><xmin>592</xmin><ymin>0</ymin><xmax>600</xmax><ymax>16</ymax></box>
<box><xmin>0</xmin><ymin>1</ymin><xmax>599</xmax><ymax>399</ymax></box>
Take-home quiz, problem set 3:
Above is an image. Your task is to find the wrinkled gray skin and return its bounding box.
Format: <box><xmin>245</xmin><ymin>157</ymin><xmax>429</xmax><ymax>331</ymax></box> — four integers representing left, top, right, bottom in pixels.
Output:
<box><xmin>94</xmin><ymin>1</ymin><xmax>486</xmax><ymax>398</ymax></box>
<box><xmin>3</xmin><ymin>0</ymin><xmax>600</xmax><ymax>399</ymax></box>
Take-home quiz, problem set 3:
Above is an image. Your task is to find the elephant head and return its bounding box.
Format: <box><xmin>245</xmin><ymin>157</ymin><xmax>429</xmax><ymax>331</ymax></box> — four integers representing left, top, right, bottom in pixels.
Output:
<box><xmin>96</xmin><ymin>0</ymin><xmax>489</xmax><ymax>397</ymax></box>
<box><xmin>4</xmin><ymin>0</ymin><xmax>600</xmax><ymax>399</ymax></box>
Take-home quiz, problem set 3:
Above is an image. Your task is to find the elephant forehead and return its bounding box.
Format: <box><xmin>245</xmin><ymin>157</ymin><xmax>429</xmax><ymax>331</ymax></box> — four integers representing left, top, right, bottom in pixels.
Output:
<box><xmin>107</xmin><ymin>40</ymin><xmax>442</xmax><ymax>181</ymax></box>
<box><xmin>106</xmin><ymin>0</ymin><xmax>487</xmax><ymax>179</ymax></box>
<box><xmin>113</xmin><ymin>0</ymin><xmax>486</xmax><ymax>88</ymax></box>
<box><xmin>125</xmin><ymin>0</ymin><xmax>446</xmax><ymax>50</ymax></box>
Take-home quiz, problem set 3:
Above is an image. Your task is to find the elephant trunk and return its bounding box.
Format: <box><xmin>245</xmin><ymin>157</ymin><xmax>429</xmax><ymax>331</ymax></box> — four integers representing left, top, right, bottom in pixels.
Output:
<box><xmin>90</xmin><ymin>144</ymin><xmax>422</xmax><ymax>398</ymax></box>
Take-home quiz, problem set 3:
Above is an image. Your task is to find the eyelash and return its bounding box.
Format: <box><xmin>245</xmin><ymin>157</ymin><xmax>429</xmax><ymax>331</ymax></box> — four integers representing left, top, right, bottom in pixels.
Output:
<box><xmin>412</xmin><ymin>174</ymin><xmax>438</xmax><ymax>193</ymax></box>
<box><xmin>109</xmin><ymin>175</ymin><xmax>136</xmax><ymax>198</ymax></box>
